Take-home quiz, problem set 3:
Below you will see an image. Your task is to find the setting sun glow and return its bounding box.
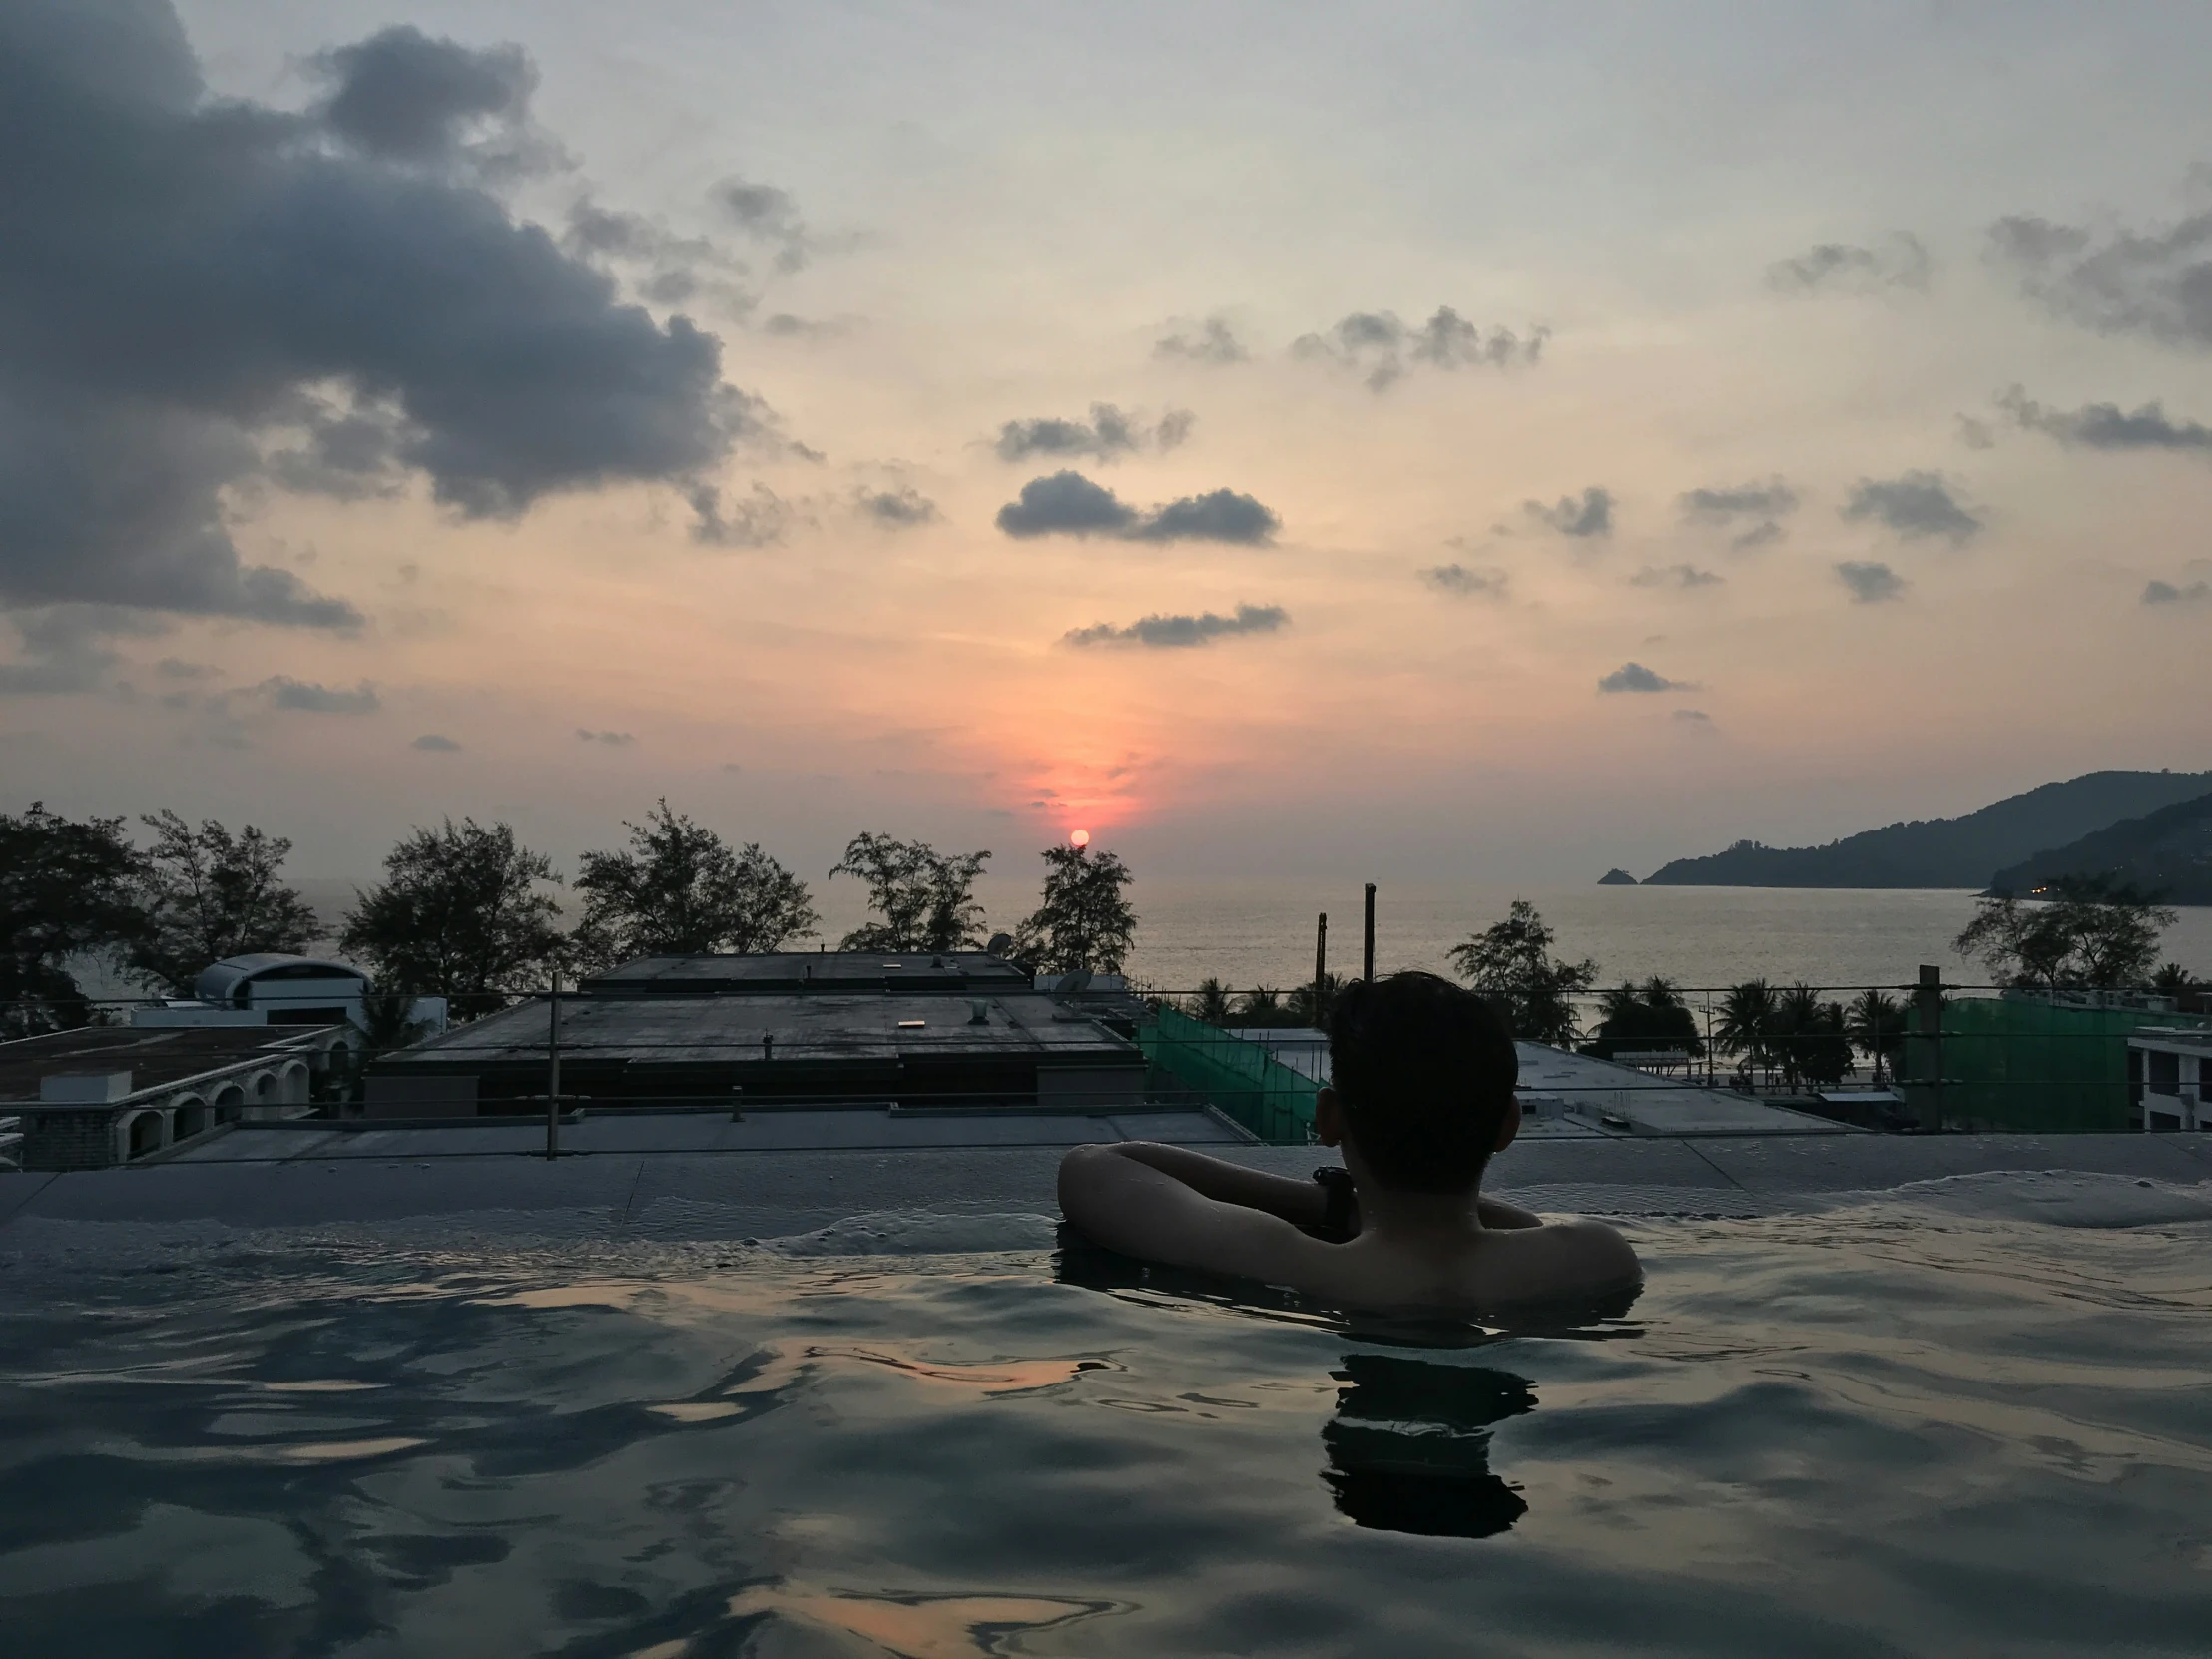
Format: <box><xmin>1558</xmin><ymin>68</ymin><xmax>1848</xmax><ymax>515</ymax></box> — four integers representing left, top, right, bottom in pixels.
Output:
<box><xmin>1069</xmin><ymin>829</ymin><xmax>1091</xmax><ymax>848</ymax></box>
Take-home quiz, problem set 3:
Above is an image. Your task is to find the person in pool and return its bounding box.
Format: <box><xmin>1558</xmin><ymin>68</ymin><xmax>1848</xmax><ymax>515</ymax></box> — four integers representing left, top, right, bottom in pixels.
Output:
<box><xmin>1058</xmin><ymin>969</ymin><xmax>1641</xmax><ymax>1312</ymax></box>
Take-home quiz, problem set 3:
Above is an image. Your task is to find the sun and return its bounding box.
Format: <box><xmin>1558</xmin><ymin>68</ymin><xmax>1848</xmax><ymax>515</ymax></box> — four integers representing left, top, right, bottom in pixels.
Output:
<box><xmin>1068</xmin><ymin>829</ymin><xmax>1091</xmax><ymax>848</ymax></box>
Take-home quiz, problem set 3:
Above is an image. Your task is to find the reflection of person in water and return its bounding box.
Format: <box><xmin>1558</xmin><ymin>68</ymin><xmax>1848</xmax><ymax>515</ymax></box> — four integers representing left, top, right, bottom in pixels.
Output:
<box><xmin>1322</xmin><ymin>1353</ymin><xmax>1535</xmax><ymax>1539</ymax></box>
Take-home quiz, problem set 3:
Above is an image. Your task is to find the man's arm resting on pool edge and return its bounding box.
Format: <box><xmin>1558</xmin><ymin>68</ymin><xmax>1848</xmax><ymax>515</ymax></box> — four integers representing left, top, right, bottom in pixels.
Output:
<box><xmin>1058</xmin><ymin>1143</ymin><xmax>1328</xmax><ymax>1275</ymax></box>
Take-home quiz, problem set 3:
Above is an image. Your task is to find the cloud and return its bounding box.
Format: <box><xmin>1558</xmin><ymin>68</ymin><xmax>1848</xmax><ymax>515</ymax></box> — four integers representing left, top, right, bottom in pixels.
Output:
<box><xmin>1155</xmin><ymin>315</ymin><xmax>1248</xmax><ymax>365</ymax></box>
<box><xmin>1421</xmin><ymin>564</ymin><xmax>1508</xmax><ymax>599</ymax></box>
<box><xmin>1842</xmin><ymin>472</ymin><xmax>1982</xmax><ymax>544</ymax></box>
<box><xmin>714</xmin><ymin>174</ymin><xmax>811</xmax><ymax>273</ymax></box>
<box><xmin>856</xmin><ymin>485</ymin><xmax>937</xmax><ymax>528</ymax></box>
<box><xmin>262</xmin><ymin>676</ymin><xmax>379</xmax><ymax>714</ymax></box>
<box><xmin>1598</xmin><ymin>662</ymin><xmax>1693</xmax><ymax>694</ymax></box>
<box><xmin>0</xmin><ymin>1</ymin><xmax>758</xmax><ymax>631</ymax></box>
<box><xmin>991</xmin><ymin>404</ymin><xmax>1192</xmax><ymax>464</ymax></box>
<box><xmin>157</xmin><ymin>658</ymin><xmax>217</xmax><ymax>680</ymax></box>
<box><xmin>2143</xmin><ymin>578</ymin><xmax>2211</xmax><ymax>606</ymax></box>
<box><xmin>1673</xmin><ymin>709</ymin><xmax>1713</xmax><ymax>726</ymax></box>
<box><xmin>0</xmin><ymin>605</ymin><xmax>159</xmax><ymax>696</ymax></box>
<box><xmin>1996</xmin><ymin>386</ymin><xmax>2212</xmax><ymax>455</ymax></box>
<box><xmin>1292</xmin><ymin>308</ymin><xmax>1546</xmax><ymax>391</ymax></box>
<box><xmin>577</xmin><ymin>728</ymin><xmax>635</xmax><ymax>746</ymax></box>
<box><xmin>1989</xmin><ymin>209</ymin><xmax>2212</xmax><ymax>349</ymax></box>
<box><xmin>1064</xmin><ymin>603</ymin><xmax>1289</xmax><ymax>649</ymax></box>
<box><xmin>1629</xmin><ymin>564</ymin><xmax>1724</xmax><ymax>590</ymax></box>
<box><xmin>1767</xmin><ymin>234</ymin><xmax>1932</xmax><ymax>294</ymax></box>
<box><xmin>1524</xmin><ymin>487</ymin><xmax>1614</xmax><ymax>539</ymax></box>
<box><xmin>688</xmin><ymin>483</ymin><xmax>793</xmax><ymax>547</ymax></box>
<box><xmin>1678</xmin><ymin>478</ymin><xmax>1799</xmax><ymax>548</ymax></box>
<box><xmin>1836</xmin><ymin>560</ymin><xmax>1906</xmax><ymax>604</ymax></box>
<box><xmin>410</xmin><ymin>733</ymin><xmax>461</xmax><ymax>751</ymax></box>
<box><xmin>995</xmin><ymin>472</ymin><xmax>1279</xmax><ymax>544</ymax></box>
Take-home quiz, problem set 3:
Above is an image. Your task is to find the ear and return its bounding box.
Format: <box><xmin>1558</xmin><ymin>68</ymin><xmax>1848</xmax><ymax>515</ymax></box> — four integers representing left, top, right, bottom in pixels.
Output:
<box><xmin>1314</xmin><ymin>1085</ymin><xmax>1345</xmax><ymax>1148</ymax></box>
<box><xmin>1493</xmin><ymin>1093</ymin><xmax>1522</xmax><ymax>1154</ymax></box>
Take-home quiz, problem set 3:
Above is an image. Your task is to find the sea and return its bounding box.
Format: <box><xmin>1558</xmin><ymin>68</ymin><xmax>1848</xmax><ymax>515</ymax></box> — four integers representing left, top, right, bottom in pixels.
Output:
<box><xmin>273</xmin><ymin>876</ymin><xmax>2212</xmax><ymax>1000</ymax></box>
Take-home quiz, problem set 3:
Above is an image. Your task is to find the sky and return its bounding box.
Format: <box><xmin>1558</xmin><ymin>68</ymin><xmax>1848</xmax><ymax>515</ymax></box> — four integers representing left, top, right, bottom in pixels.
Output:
<box><xmin>4</xmin><ymin>0</ymin><xmax>2210</xmax><ymax>887</ymax></box>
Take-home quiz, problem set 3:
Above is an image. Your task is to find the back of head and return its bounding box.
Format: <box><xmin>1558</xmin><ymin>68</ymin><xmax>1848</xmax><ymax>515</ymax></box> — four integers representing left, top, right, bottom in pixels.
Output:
<box><xmin>1327</xmin><ymin>971</ymin><xmax>1518</xmax><ymax>1193</ymax></box>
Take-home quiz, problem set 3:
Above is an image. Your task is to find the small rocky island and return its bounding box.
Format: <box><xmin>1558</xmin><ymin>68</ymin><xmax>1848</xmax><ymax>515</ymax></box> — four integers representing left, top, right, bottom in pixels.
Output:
<box><xmin>1597</xmin><ymin>867</ymin><xmax>1638</xmax><ymax>885</ymax></box>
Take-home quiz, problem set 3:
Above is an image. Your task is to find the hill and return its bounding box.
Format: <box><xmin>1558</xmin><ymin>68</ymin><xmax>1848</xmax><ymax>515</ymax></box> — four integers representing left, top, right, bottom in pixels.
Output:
<box><xmin>1642</xmin><ymin>770</ymin><xmax>2212</xmax><ymax>888</ymax></box>
<box><xmin>1986</xmin><ymin>791</ymin><xmax>2212</xmax><ymax>904</ymax></box>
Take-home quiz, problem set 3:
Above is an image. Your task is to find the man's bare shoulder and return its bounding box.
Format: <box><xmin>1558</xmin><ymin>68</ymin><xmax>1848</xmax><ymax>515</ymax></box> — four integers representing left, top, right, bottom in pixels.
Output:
<box><xmin>1468</xmin><ymin>1215</ymin><xmax>1641</xmax><ymax>1301</ymax></box>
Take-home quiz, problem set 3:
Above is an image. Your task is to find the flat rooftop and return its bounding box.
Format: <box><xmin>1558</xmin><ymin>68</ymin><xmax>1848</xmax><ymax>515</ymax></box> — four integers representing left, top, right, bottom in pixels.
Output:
<box><xmin>581</xmin><ymin>951</ymin><xmax>1032</xmax><ymax>996</ymax></box>
<box><xmin>0</xmin><ymin>1025</ymin><xmax>323</xmax><ymax>1102</ymax></box>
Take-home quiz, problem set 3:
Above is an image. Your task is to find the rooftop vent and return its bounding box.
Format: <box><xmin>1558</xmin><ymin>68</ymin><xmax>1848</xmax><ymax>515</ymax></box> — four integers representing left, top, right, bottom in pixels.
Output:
<box><xmin>40</xmin><ymin>1071</ymin><xmax>134</xmax><ymax>1103</ymax></box>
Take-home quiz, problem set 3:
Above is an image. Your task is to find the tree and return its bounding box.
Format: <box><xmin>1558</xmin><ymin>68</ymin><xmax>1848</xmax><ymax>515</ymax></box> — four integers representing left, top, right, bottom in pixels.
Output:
<box><xmin>1013</xmin><ymin>843</ymin><xmax>1137</xmax><ymax>974</ymax></box>
<box><xmin>2151</xmin><ymin>962</ymin><xmax>2201</xmax><ymax>996</ymax></box>
<box><xmin>1237</xmin><ymin>986</ymin><xmax>1286</xmax><ymax>1026</ymax></box>
<box><xmin>1845</xmin><ymin>988</ymin><xmax>1908</xmax><ymax>1082</ymax></box>
<box><xmin>830</xmin><ymin>831</ymin><xmax>990</xmax><ymax>953</ymax></box>
<box><xmin>1287</xmin><ymin>971</ymin><xmax>1348</xmax><ymax>1029</ymax></box>
<box><xmin>1447</xmin><ymin>899</ymin><xmax>1596</xmax><ymax>1048</ymax></box>
<box><xmin>0</xmin><ymin>803</ymin><xmax>150</xmax><ymax>1037</ymax></box>
<box><xmin>573</xmin><ymin>800</ymin><xmax>817</xmax><ymax>969</ymax></box>
<box><xmin>1716</xmin><ymin>979</ymin><xmax>1780</xmax><ymax>1083</ymax></box>
<box><xmin>339</xmin><ymin>819</ymin><xmax>564</xmax><ymax>1019</ymax></box>
<box><xmin>1586</xmin><ymin>977</ymin><xmax>1704</xmax><ymax>1062</ymax></box>
<box><xmin>128</xmin><ymin>811</ymin><xmax>321</xmax><ymax>995</ymax></box>
<box><xmin>1772</xmin><ymin>983</ymin><xmax>1853</xmax><ymax>1090</ymax></box>
<box><xmin>1955</xmin><ymin>876</ymin><xmax>2176</xmax><ymax>993</ymax></box>
<box><xmin>1188</xmin><ymin>977</ymin><xmax>1235</xmax><ymax>1026</ymax></box>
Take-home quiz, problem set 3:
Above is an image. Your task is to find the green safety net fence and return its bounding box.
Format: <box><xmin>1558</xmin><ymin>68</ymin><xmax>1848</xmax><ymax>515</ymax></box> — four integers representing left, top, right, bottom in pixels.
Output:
<box><xmin>1904</xmin><ymin>996</ymin><xmax>2208</xmax><ymax>1133</ymax></box>
<box><xmin>1137</xmin><ymin>1005</ymin><xmax>1319</xmax><ymax>1145</ymax></box>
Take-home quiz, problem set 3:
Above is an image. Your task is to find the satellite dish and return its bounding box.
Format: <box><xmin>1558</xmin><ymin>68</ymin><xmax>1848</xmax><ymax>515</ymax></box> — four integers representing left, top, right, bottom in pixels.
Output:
<box><xmin>985</xmin><ymin>932</ymin><xmax>1015</xmax><ymax>958</ymax></box>
<box><xmin>1060</xmin><ymin>969</ymin><xmax>1092</xmax><ymax>996</ymax></box>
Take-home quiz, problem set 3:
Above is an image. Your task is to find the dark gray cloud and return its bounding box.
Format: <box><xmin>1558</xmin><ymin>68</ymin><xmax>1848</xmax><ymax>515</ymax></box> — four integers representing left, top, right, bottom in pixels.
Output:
<box><xmin>856</xmin><ymin>485</ymin><xmax>937</xmax><ymax>528</ymax></box>
<box><xmin>1064</xmin><ymin>603</ymin><xmax>1289</xmax><ymax>649</ymax></box>
<box><xmin>0</xmin><ymin>1</ymin><xmax>758</xmax><ymax>631</ymax></box>
<box><xmin>1598</xmin><ymin>662</ymin><xmax>1692</xmax><ymax>694</ymax></box>
<box><xmin>577</xmin><ymin>728</ymin><xmax>635</xmax><ymax>746</ymax></box>
<box><xmin>263</xmin><ymin>676</ymin><xmax>379</xmax><ymax>714</ymax></box>
<box><xmin>410</xmin><ymin>732</ymin><xmax>462</xmax><ymax>751</ymax></box>
<box><xmin>995</xmin><ymin>472</ymin><xmax>1279</xmax><ymax>544</ymax></box>
<box><xmin>1679</xmin><ymin>478</ymin><xmax>1799</xmax><ymax>548</ymax></box>
<box><xmin>264</xmin><ymin>402</ymin><xmax>409</xmax><ymax>501</ymax></box>
<box><xmin>1630</xmin><ymin>564</ymin><xmax>1723</xmax><ymax>590</ymax></box>
<box><xmin>1997</xmin><ymin>386</ymin><xmax>2212</xmax><ymax>454</ymax></box>
<box><xmin>1421</xmin><ymin>563</ymin><xmax>1508</xmax><ymax>599</ymax></box>
<box><xmin>1842</xmin><ymin>472</ymin><xmax>1982</xmax><ymax>544</ymax></box>
<box><xmin>1155</xmin><ymin>315</ymin><xmax>1249</xmax><ymax>365</ymax></box>
<box><xmin>2143</xmin><ymin>578</ymin><xmax>2211</xmax><ymax>606</ymax></box>
<box><xmin>0</xmin><ymin>606</ymin><xmax>160</xmax><ymax>695</ymax></box>
<box><xmin>991</xmin><ymin>403</ymin><xmax>1192</xmax><ymax>464</ymax></box>
<box><xmin>1292</xmin><ymin>308</ymin><xmax>1546</xmax><ymax>391</ymax></box>
<box><xmin>1836</xmin><ymin>560</ymin><xmax>1906</xmax><ymax>604</ymax></box>
<box><xmin>1767</xmin><ymin>234</ymin><xmax>1931</xmax><ymax>294</ymax></box>
<box><xmin>1989</xmin><ymin>209</ymin><xmax>2212</xmax><ymax>349</ymax></box>
<box><xmin>1525</xmin><ymin>487</ymin><xmax>1614</xmax><ymax>539</ymax></box>
<box><xmin>310</xmin><ymin>25</ymin><xmax>538</xmax><ymax>169</ymax></box>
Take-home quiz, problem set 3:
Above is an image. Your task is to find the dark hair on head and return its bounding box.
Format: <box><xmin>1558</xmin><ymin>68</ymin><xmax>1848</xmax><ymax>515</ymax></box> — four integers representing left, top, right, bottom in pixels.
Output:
<box><xmin>1327</xmin><ymin>970</ymin><xmax>1518</xmax><ymax>1193</ymax></box>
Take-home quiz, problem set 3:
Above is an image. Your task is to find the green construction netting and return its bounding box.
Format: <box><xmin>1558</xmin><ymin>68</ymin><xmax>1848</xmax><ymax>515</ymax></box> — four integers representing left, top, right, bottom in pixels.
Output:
<box><xmin>1138</xmin><ymin>1006</ymin><xmax>1319</xmax><ymax>1145</ymax></box>
<box><xmin>1904</xmin><ymin>996</ymin><xmax>2208</xmax><ymax>1133</ymax></box>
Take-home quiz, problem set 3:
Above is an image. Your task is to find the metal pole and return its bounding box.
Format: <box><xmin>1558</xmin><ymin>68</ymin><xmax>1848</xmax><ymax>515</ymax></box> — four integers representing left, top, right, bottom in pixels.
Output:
<box><xmin>1363</xmin><ymin>883</ymin><xmax>1376</xmax><ymax>982</ymax></box>
<box><xmin>1314</xmin><ymin>912</ymin><xmax>1328</xmax><ymax>1023</ymax></box>
<box><xmin>546</xmin><ymin>967</ymin><xmax>562</xmax><ymax>1160</ymax></box>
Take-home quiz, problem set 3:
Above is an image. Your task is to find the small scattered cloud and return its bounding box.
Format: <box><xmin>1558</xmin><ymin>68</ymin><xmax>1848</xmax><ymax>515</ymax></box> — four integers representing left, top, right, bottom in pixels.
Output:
<box><xmin>1421</xmin><ymin>564</ymin><xmax>1509</xmax><ymax>599</ymax></box>
<box><xmin>1673</xmin><ymin>708</ymin><xmax>1713</xmax><ymax>726</ymax></box>
<box><xmin>991</xmin><ymin>404</ymin><xmax>1192</xmax><ymax>464</ymax></box>
<box><xmin>688</xmin><ymin>482</ymin><xmax>795</xmax><ymax>548</ymax></box>
<box><xmin>1064</xmin><ymin>603</ymin><xmax>1289</xmax><ymax>649</ymax></box>
<box><xmin>1525</xmin><ymin>487</ymin><xmax>1614</xmax><ymax>539</ymax></box>
<box><xmin>1996</xmin><ymin>386</ymin><xmax>2212</xmax><ymax>455</ymax></box>
<box><xmin>262</xmin><ymin>676</ymin><xmax>380</xmax><ymax>714</ymax></box>
<box><xmin>713</xmin><ymin>174</ymin><xmax>811</xmax><ymax>272</ymax></box>
<box><xmin>157</xmin><ymin>659</ymin><xmax>219</xmax><ymax>681</ymax></box>
<box><xmin>1988</xmin><ymin>208</ymin><xmax>2212</xmax><ymax>349</ymax></box>
<box><xmin>1598</xmin><ymin>662</ymin><xmax>1694</xmax><ymax>694</ymax></box>
<box><xmin>856</xmin><ymin>485</ymin><xmax>938</xmax><ymax>528</ymax></box>
<box><xmin>577</xmin><ymin>728</ymin><xmax>635</xmax><ymax>746</ymax></box>
<box><xmin>1836</xmin><ymin>560</ymin><xmax>1907</xmax><ymax>604</ymax></box>
<box><xmin>1767</xmin><ymin>233</ymin><xmax>1932</xmax><ymax>294</ymax></box>
<box><xmin>410</xmin><ymin>733</ymin><xmax>461</xmax><ymax>751</ymax></box>
<box><xmin>721</xmin><ymin>762</ymin><xmax>744</xmax><ymax>773</ymax></box>
<box><xmin>1629</xmin><ymin>564</ymin><xmax>1724</xmax><ymax>590</ymax></box>
<box><xmin>1154</xmin><ymin>315</ymin><xmax>1249</xmax><ymax>365</ymax></box>
<box><xmin>1956</xmin><ymin>414</ymin><xmax>1998</xmax><ymax>450</ymax></box>
<box><xmin>995</xmin><ymin>472</ymin><xmax>1279</xmax><ymax>544</ymax></box>
<box><xmin>1293</xmin><ymin>308</ymin><xmax>1546</xmax><ymax>391</ymax></box>
<box><xmin>1678</xmin><ymin>479</ymin><xmax>1799</xmax><ymax>549</ymax></box>
<box><xmin>1842</xmin><ymin>472</ymin><xmax>1982</xmax><ymax>545</ymax></box>
<box><xmin>2143</xmin><ymin>578</ymin><xmax>2212</xmax><ymax>606</ymax></box>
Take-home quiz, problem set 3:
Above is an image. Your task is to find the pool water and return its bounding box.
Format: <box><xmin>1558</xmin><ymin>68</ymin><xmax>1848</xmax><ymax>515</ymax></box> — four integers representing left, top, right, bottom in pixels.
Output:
<box><xmin>4</xmin><ymin>1182</ymin><xmax>2211</xmax><ymax>1657</ymax></box>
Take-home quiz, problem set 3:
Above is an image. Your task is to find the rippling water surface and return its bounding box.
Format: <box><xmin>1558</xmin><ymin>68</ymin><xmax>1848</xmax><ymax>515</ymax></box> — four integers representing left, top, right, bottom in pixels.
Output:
<box><xmin>5</xmin><ymin>1195</ymin><xmax>2211</xmax><ymax>1657</ymax></box>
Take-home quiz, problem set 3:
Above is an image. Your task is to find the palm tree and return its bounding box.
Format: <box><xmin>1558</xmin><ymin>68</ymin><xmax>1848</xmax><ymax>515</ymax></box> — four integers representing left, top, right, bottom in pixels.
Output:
<box><xmin>1716</xmin><ymin>979</ymin><xmax>1779</xmax><ymax>1086</ymax></box>
<box><xmin>2151</xmin><ymin>962</ymin><xmax>2200</xmax><ymax>997</ymax></box>
<box><xmin>1846</xmin><ymin>989</ymin><xmax>1906</xmax><ymax>1083</ymax></box>
<box><xmin>1189</xmin><ymin>977</ymin><xmax>1235</xmax><ymax>1026</ymax></box>
<box><xmin>1236</xmin><ymin>986</ymin><xmax>1285</xmax><ymax>1027</ymax></box>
